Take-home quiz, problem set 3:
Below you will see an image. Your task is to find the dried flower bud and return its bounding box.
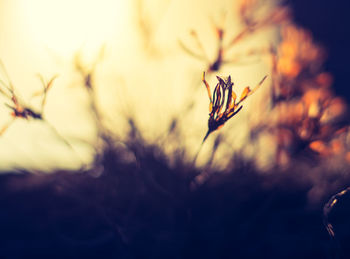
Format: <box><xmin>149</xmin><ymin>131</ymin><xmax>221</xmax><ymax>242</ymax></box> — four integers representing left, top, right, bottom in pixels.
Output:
<box><xmin>202</xmin><ymin>72</ymin><xmax>267</xmax><ymax>142</ymax></box>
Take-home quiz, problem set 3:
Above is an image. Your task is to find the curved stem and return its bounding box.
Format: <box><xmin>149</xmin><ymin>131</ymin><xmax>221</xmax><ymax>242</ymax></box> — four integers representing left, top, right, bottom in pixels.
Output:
<box><xmin>323</xmin><ymin>186</ymin><xmax>350</xmax><ymax>239</ymax></box>
<box><xmin>192</xmin><ymin>129</ymin><xmax>211</xmax><ymax>166</ymax></box>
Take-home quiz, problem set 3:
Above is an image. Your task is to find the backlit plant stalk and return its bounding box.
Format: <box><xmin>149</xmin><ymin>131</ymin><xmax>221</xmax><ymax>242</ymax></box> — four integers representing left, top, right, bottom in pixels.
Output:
<box><xmin>0</xmin><ymin>61</ymin><xmax>81</xmax><ymax>162</ymax></box>
<box><xmin>0</xmin><ymin>61</ymin><xmax>56</xmax><ymax>134</ymax></box>
<box><xmin>202</xmin><ymin>71</ymin><xmax>267</xmax><ymax>143</ymax></box>
<box><xmin>179</xmin><ymin>1</ymin><xmax>289</xmax><ymax>73</ymax></box>
<box><xmin>193</xmin><ymin>72</ymin><xmax>267</xmax><ymax>164</ymax></box>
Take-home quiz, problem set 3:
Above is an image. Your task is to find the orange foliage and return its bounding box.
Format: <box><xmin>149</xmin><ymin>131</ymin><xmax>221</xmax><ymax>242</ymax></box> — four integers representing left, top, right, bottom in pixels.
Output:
<box><xmin>264</xmin><ymin>24</ymin><xmax>350</xmax><ymax>166</ymax></box>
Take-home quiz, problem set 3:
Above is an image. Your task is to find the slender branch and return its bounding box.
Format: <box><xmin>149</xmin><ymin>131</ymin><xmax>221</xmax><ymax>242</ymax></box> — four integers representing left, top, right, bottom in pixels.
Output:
<box><xmin>323</xmin><ymin>187</ymin><xmax>350</xmax><ymax>238</ymax></box>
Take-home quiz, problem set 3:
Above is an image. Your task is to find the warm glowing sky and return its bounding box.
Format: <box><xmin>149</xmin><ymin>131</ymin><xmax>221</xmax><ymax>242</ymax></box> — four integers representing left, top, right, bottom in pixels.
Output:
<box><xmin>0</xmin><ymin>0</ymin><xmax>276</xmax><ymax>172</ymax></box>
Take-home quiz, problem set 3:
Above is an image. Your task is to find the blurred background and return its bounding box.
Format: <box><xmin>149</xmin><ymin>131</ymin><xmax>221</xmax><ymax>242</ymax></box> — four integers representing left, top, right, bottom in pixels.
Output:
<box><xmin>288</xmin><ymin>0</ymin><xmax>350</xmax><ymax>103</ymax></box>
<box><xmin>0</xmin><ymin>0</ymin><xmax>350</xmax><ymax>258</ymax></box>
<box><xmin>0</xmin><ymin>0</ymin><xmax>275</xmax><ymax>172</ymax></box>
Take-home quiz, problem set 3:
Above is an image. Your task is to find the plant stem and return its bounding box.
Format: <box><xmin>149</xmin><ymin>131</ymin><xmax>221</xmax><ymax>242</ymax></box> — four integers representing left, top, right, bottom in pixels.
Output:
<box><xmin>192</xmin><ymin>130</ymin><xmax>211</xmax><ymax>166</ymax></box>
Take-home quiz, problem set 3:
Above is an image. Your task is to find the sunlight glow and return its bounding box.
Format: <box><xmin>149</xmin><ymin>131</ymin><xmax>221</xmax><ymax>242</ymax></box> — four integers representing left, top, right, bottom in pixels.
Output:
<box><xmin>18</xmin><ymin>0</ymin><xmax>127</xmax><ymax>58</ymax></box>
<box><xmin>0</xmin><ymin>0</ymin><xmax>277</xmax><ymax>172</ymax></box>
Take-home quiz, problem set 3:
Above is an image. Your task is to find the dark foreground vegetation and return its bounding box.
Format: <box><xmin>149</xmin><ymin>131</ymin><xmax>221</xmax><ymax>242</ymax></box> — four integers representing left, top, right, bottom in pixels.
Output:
<box><xmin>0</xmin><ymin>154</ymin><xmax>349</xmax><ymax>259</ymax></box>
<box><xmin>1</xmin><ymin>0</ymin><xmax>350</xmax><ymax>258</ymax></box>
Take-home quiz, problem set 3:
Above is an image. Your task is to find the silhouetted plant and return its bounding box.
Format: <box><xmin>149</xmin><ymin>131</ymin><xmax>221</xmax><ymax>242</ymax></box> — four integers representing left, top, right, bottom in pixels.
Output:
<box><xmin>201</xmin><ymin>71</ymin><xmax>267</xmax><ymax>142</ymax></box>
<box><xmin>179</xmin><ymin>0</ymin><xmax>289</xmax><ymax>72</ymax></box>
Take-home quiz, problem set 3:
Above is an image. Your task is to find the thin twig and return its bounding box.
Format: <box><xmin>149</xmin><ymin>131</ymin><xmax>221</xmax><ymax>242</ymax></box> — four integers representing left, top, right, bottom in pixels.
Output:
<box><xmin>323</xmin><ymin>187</ymin><xmax>350</xmax><ymax>238</ymax></box>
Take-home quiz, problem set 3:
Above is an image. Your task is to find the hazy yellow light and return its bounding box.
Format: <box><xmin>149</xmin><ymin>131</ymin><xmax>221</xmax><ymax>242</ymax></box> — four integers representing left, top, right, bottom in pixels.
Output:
<box><xmin>17</xmin><ymin>0</ymin><xmax>127</xmax><ymax>58</ymax></box>
<box><xmin>0</xmin><ymin>0</ymin><xmax>130</xmax><ymax>172</ymax></box>
<box><xmin>0</xmin><ymin>0</ymin><xmax>277</xmax><ymax>172</ymax></box>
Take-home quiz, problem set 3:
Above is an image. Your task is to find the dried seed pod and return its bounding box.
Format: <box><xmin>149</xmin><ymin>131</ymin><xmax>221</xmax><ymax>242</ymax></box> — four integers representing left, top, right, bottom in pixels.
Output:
<box><xmin>202</xmin><ymin>72</ymin><xmax>267</xmax><ymax>142</ymax></box>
